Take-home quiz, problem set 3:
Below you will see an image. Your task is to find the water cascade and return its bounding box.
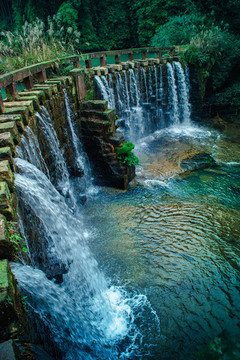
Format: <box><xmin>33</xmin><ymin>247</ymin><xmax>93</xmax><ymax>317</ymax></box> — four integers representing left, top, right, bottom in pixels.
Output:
<box><xmin>13</xmin><ymin>158</ymin><xmax>151</xmax><ymax>359</ymax></box>
<box><xmin>166</xmin><ymin>62</ymin><xmax>180</xmax><ymax>125</ymax></box>
<box><xmin>173</xmin><ymin>61</ymin><xmax>191</xmax><ymax>125</ymax></box>
<box><xmin>95</xmin><ymin>62</ymin><xmax>192</xmax><ymax>141</ymax></box>
<box><xmin>35</xmin><ymin>107</ymin><xmax>71</xmax><ymax>197</ymax></box>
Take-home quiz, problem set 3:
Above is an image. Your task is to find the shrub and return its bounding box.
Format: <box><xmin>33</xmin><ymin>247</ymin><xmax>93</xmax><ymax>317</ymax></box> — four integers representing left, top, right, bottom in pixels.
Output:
<box><xmin>116</xmin><ymin>142</ymin><xmax>139</xmax><ymax>166</ymax></box>
<box><xmin>184</xmin><ymin>25</ymin><xmax>240</xmax><ymax>90</ymax></box>
<box><xmin>0</xmin><ymin>16</ymin><xmax>81</xmax><ymax>74</ymax></box>
<box><xmin>150</xmin><ymin>14</ymin><xmax>206</xmax><ymax>47</ymax></box>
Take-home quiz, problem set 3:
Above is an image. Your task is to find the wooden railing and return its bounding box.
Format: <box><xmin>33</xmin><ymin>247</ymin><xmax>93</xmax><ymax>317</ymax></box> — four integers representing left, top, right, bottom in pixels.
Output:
<box><xmin>0</xmin><ymin>46</ymin><xmax>186</xmax><ymax>114</ymax></box>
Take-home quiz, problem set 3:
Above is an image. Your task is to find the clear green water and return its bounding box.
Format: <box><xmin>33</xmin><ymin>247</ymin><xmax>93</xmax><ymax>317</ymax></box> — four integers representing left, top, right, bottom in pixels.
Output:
<box><xmin>84</xmin><ymin>124</ymin><xmax>240</xmax><ymax>359</ymax></box>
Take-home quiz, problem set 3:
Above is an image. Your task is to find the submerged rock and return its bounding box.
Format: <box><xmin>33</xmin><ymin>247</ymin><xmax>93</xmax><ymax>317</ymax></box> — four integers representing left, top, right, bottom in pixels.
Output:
<box><xmin>181</xmin><ymin>153</ymin><xmax>216</xmax><ymax>173</ymax></box>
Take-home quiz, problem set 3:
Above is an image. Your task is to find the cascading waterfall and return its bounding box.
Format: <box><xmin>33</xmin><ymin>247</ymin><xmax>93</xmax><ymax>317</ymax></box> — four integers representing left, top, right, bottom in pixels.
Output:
<box><xmin>35</xmin><ymin>106</ymin><xmax>71</xmax><ymax>197</ymax></box>
<box><xmin>94</xmin><ymin>61</ymin><xmax>192</xmax><ymax>141</ymax></box>
<box><xmin>16</xmin><ymin>126</ymin><xmax>50</xmax><ymax>178</ymax></box>
<box><xmin>108</xmin><ymin>75</ymin><xmax>116</xmax><ymax>109</ymax></box>
<box><xmin>173</xmin><ymin>61</ymin><xmax>191</xmax><ymax>124</ymax></box>
<box><xmin>13</xmin><ymin>158</ymin><xmax>153</xmax><ymax>359</ymax></box>
<box><xmin>166</xmin><ymin>62</ymin><xmax>180</xmax><ymax>125</ymax></box>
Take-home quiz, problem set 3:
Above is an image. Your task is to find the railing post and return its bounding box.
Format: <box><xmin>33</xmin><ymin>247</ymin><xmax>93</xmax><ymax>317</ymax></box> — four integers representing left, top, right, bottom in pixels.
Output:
<box><xmin>85</xmin><ymin>57</ymin><xmax>92</xmax><ymax>68</ymax></box>
<box><xmin>74</xmin><ymin>57</ymin><xmax>80</xmax><ymax>68</ymax></box>
<box><xmin>115</xmin><ymin>54</ymin><xmax>121</xmax><ymax>64</ymax></box>
<box><xmin>100</xmin><ymin>54</ymin><xmax>107</xmax><ymax>67</ymax></box>
<box><xmin>169</xmin><ymin>47</ymin><xmax>175</xmax><ymax>56</ymax></box>
<box><xmin>5</xmin><ymin>82</ymin><xmax>18</xmax><ymax>101</ymax></box>
<box><xmin>23</xmin><ymin>75</ymin><xmax>34</xmax><ymax>90</ymax></box>
<box><xmin>35</xmin><ymin>69</ymin><xmax>47</xmax><ymax>83</ymax></box>
<box><xmin>157</xmin><ymin>48</ymin><xmax>162</xmax><ymax>58</ymax></box>
<box><xmin>0</xmin><ymin>91</ymin><xmax>4</xmax><ymax>114</ymax></box>
<box><xmin>128</xmin><ymin>52</ymin><xmax>134</xmax><ymax>61</ymax></box>
<box><xmin>142</xmin><ymin>50</ymin><xmax>148</xmax><ymax>60</ymax></box>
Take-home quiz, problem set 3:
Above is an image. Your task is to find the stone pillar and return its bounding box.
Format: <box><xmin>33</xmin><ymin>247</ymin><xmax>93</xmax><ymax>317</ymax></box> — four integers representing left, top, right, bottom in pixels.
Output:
<box><xmin>0</xmin><ymin>92</ymin><xmax>4</xmax><ymax>114</ymax></box>
<box><xmin>35</xmin><ymin>69</ymin><xmax>47</xmax><ymax>83</ymax></box>
<box><xmin>128</xmin><ymin>52</ymin><xmax>134</xmax><ymax>61</ymax></box>
<box><xmin>23</xmin><ymin>75</ymin><xmax>34</xmax><ymax>90</ymax></box>
<box><xmin>85</xmin><ymin>58</ymin><xmax>92</xmax><ymax>68</ymax></box>
<box><xmin>74</xmin><ymin>57</ymin><xmax>80</xmax><ymax>68</ymax></box>
<box><xmin>100</xmin><ymin>54</ymin><xmax>107</xmax><ymax>67</ymax></box>
<box><xmin>169</xmin><ymin>47</ymin><xmax>175</xmax><ymax>56</ymax></box>
<box><xmin>5</xmin><ymin>83</ymin><xmax>18</xmax><ymax>101</ymax></box>
<box><xmin>115</xmin><ymin>54</ymin><xmax>121</xmax><ymax>64</ymax></box>
<box><xmin>157</xmin><ymin>48</ymin><xmax>162</xmax><ymax>58</ymax></box>
<box><xmin>142</xmin><ymin>50</ymin><xmax>148</xmax><ymax>60</ymax></box>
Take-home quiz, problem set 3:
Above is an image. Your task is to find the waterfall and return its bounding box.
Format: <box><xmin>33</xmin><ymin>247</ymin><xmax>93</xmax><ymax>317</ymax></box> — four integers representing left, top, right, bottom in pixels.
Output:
<box><xmin>123</xmin><ymin>71</ymin><xmax>130</xmax><ymax>110</ymax></box>
<box><xmin>64</xmin><ymin>89</ymin><xmax>85</xmax><ymax>173</ymax></box>
<box><xmin>95</xmin><ymin>62</ymin><xmax>193</xmax><ymax>141</ymax></box>
<box><xmin>129</xmin><ymin>69</ymin><xmax>140</xmax><ymax>107</ymax></box>
<box><xmin>17</xmin><ymin>127</ymin><xmax>50</xmax><ymax>178</ymax></box>
<box><xmin>35</xmin><ymin>107</ymin><xmax>71</xmax><ymax>197</ymax></box>
<box><xmin>108</xmin><ymin>75</ymin><xmax>116</xmax><ymax>109</ymax></box>
<box><xmin>166</xmin><ymin>62</ymin><xmax>180</xmax><ymax>125</ymax></box>
<box><xmin>148</xmin><ymin>67</ymin><xmax>153</xmax><ymax>101</ymax></box>
<box><xmin>94</xmin><ymin>76</ymin><xmax>109</xmax><ymax>104</ymax></box>
<box><xmin>173</xmin><ymin>62</ymin><xmax>191</xmax><ymax>125</ymax></box>
<box><xmin>141</xmin><ymin>67</ymin><xmax>149</xmax><ymax>103</ymax></box>
<box><xmin>12</xmin><ymin>157</ymin><xmax>153</xmax><ymax>359</ymax></box>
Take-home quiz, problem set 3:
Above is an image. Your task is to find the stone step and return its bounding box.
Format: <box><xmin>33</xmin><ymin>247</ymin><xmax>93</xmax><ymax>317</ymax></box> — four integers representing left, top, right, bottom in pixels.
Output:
<box><xmin>0</xmin><ymin>133</ymin><xmax>15</xmax><ymax>152</ymax></box>
<box><xmin>3</xmin><ymin>100</ymin><xmax>34</xmax><ymax>116</ymax></box>
<box><xmin>81</xmin><ymin>108</ymin><xmax>116</xmax><ymax>122</ymax></box>
<box><xmin>19</xmin><ymin>89</ymin><xmax>46</xmax><ymax>102</ymax></box>
<box><xmin>82</xmin><ymin>100</ymin><xmax>108</xmax><ymax>111</ymax></box>
<box><xmin>0</xmin><ymin>147</ymin><xmax>14</xmax><ymax>172</ymax></box>
<box><xmin>33</xmin><ymin>84</ymin><xmax>58</xmax><ymax>96</ymax></box>
<box><xmin>0</xmin><ymin>122</ymin><xmax>19</xmax><ymax>144</ymax></box>
<box><xmin>2</xmin><ymin>106</ymin><xmax>30</xmax><ymax>125</ymax></box>
<box><xmin>16</xmin><ymin>95</ymin><xmax>40</xmax><ymax>111</ymax></box>
<box><xmin>0</xmin><ymin>114</ymin><xmax>25</xmax><ymax>132</ymax></box>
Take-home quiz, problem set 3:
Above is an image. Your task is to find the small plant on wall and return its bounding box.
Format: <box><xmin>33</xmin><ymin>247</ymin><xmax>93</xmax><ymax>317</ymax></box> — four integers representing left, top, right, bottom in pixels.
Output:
<box><xmin>116</xmin><ymin>142</ymin><xmax>139</xmax><ymax>166</ymax></box>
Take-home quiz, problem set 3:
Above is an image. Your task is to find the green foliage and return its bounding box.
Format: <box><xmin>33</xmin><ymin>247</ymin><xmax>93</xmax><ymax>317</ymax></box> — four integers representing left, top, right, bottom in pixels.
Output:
<box><xmin>184</xmin><ymin>25</ymin><xmax>240</xmax><ymax>90</ymax></box>
<box><xmin>0</xmin><ymin>16</ymin><xmax>80</xmax><ymax>73</ymax></box>
<box><xmin>151</xmin><ymin>14</ymin><xmax>205</xmax><ymax>47</ymax></box>
<box><xmin>8</xmin><ymin>224</ymin><xmax>28</xmax><ymax>253</ymax></box>
<box><xmin>116</xmin><ymin>142</ymin><xmax>139</xmax><ymax>166</ymax></box>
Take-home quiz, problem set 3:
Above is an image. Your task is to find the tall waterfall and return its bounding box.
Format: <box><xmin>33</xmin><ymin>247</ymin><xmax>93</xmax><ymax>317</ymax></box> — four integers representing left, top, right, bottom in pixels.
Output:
<box><xmin>12</xmin><ymin>89</ymin><xmax>159</xmax><ymax>359</ymax></box>
<box><xmin>35</xmin><ymin>107</ymin><xmax>71</xmax><ymax>197</ymax></box>
<box><xmin>95</xmin><ymin>62</ymin><xmax>192</xmax><ymax>142</ymax></box>
<box><xmin>13</xmin><ymin>158</ymin><xmax>149</xmax><ymax>359</ymax></box>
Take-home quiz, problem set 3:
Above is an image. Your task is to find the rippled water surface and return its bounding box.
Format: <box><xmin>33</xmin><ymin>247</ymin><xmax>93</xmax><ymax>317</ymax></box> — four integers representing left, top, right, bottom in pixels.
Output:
<box><xmin>85</xmin><ymin>123</ymin><xmax>240</xmax><ymax>359</ymax></box>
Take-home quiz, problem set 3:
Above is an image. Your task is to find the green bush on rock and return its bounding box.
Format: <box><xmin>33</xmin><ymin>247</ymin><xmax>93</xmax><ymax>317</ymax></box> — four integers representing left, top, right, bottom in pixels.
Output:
<box><xmin>116</xmin><ymin>142</ymin><xmax>139</xmax><ymax>166</ymax></box>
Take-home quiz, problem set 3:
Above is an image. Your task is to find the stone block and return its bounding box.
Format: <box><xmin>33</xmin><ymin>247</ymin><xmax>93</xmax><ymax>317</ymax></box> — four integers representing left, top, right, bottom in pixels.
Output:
<box><xmin>0</xmin><ymin>182</ymin><xmax>14</xmax><ymax>220</ymax></box>
<box><xmin>4</xmin><ymin>100</ymin><xmax>34</xmax><ymax>116</ymax></box>
<box><xmin>82</xmin><ymin>100</ymin><xmax>108</xmax><ymax>111</ymax></box>
<box><xmin>0</xmin><ymin>147</ymin><xmax>14</xmax><ymax>171</ymax></box>
<box><xmin>100</xmin><ymin>67</ymin><xmax>108</xmax><ymax>75</ymax></box>
<box><xmin>0</xmin><ymin>133</ymin><xmax>15</xmax><ymax>152</ymax></box>
<box><xmin>0</xmin><ymin>214</ymin><xmax>12</xmax><ymax>260</ymax></box>
<box><xmin>3</xmin><ymin>107</ymin><xmax>29</xmax><ymax>126</ymax></box>
<box><xmin>0</xmin><ymin>114</ymin><xmax>24</xmax><ymax>132</ymax></box>
<box><xmin>0</xmin><ymin>160</ymin><xmax>14</xmax><ymax>191</ymax></box>
<box><xmin>135</xmin><ymin>59</ymin><xmax>148</xmax><ymax>67</ymax></box>
<box><xmin>92</xmin><ymin>68</ymin><xmax>101</xmax><ymax>76</ymax></box>
<box><xmin>17</xmin><ymin>95</ymin><xmax>40</xmax><ymax>111</ymax></box>
<box><xmin>19</xmin><ymin>90</ymin><xmax>46</xmax><ymax>102</ymax></box>
<box><xmin>107</xmin><ymin>64</ymin><xmax>122</xmax><ymax>72</ymax></box>
<box><xmin>0</xmin><ymin>122</ymin><xmax>19</xmax><ymax>144</ymax></box>
<box><xmin>126</xmin><ymin>61</ymin><xmax>135</xmax><ymax>69</ymax></box>
<box><xmin>32</xmin><ymin>85</ymin><xmax>53</xmax><ymax>98</ymax></box>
